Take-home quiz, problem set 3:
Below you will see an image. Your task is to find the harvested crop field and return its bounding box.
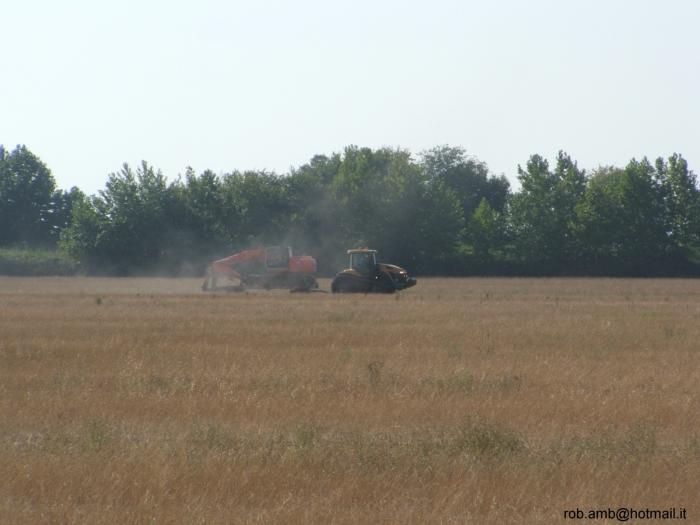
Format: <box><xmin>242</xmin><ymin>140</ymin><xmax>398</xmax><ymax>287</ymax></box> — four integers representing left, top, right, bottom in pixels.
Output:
<box><xmin>1</xmin><ymin>276</ymin><xmax>700</xmax><ymax>524</ymax></box>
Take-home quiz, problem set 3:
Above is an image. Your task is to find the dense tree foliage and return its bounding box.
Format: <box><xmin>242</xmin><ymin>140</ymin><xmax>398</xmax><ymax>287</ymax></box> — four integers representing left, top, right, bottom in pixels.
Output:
<box><xmin>2</xmin><ymin>144</ymin><xmax>699</xmax><ymax>276</ymax></box>
<box><xmin>0</xmin><ymin>145</ymin><xmax>81</xmax><ymax>247</ymax></box>
<box><xmin>509</xmin><ymin>152</ymin><xmax>587</xmax><ymax>273</ymax></box>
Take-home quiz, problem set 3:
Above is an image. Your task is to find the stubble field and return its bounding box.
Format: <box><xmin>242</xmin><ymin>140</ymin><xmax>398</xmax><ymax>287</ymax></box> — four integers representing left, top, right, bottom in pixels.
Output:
<box><xmin>1</xmin><ymin>276</ymin><xmax>700</xmax><ymax>524</ymax></box>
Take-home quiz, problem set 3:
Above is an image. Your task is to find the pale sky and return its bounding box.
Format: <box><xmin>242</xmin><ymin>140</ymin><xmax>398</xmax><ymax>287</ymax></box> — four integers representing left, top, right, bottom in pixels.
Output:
<box><xmin>2</xmin><ymin>0</ymin><xmax>698</xmax><ymax>194</ymax></box>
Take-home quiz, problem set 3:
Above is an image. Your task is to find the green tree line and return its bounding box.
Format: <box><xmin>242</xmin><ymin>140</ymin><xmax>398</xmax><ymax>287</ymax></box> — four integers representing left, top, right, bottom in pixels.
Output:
<box><xmin>1</xmin><ymin>144</ymin><xmax>699</xmax><ymax>276</ymax></box>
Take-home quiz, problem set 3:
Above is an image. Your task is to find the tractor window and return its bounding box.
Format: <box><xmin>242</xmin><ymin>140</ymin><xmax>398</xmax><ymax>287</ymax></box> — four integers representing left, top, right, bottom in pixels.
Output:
<box><xmin>350</xmin><ymin>252</ymin><xmax>374</xmax><ymax>274</ymax></box>
<box><xmin>266</xmin><ymin>246</ymin><xmax>290</xmax><ymax>268</ymax></box>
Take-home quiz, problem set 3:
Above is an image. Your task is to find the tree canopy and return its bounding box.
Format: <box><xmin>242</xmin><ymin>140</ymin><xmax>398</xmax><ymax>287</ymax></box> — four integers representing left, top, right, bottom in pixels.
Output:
<box><xmin>0</xmin><ymin>145</ymin><xmax>81</xmax><ymax>247</ymax></box>
<box><xmin>2</xmin><ymin>144</ymin><xmax>699</xmax><ymax>276</ymax></box>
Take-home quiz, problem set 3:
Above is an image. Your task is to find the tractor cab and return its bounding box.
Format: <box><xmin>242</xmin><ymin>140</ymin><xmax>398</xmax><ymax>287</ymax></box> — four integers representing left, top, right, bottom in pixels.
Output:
<box><xmin>265</xmin><ymin>245</ymin><xmax>291</xmax><ymax>269</ymax></box>
<box><xmin>348</xmin><ymin>249</ymin><xmax>377</xmax><ymax>275</ymax></box>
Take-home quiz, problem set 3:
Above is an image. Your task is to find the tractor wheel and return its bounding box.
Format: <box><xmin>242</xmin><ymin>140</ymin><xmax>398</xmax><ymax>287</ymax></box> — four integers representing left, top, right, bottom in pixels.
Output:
<box><xmin>373</xmin><ymin>272</ymin><xmax>396</xmax><ymax>293</ymax></box>
<box><xmin>331</xmin><ymin>276</ymin><xmax>345</xmax><ymax>293</ymax></box>
<box><xmin>302</xmin><ymin>274</ymin><xmax>317</xmax><ymax>290</ymax></box>
<box><xmin>331</xmin><ymin>275</ymin><xmax>357</xmax><ymax>293</ymax></box>
<box><xmin>290</xmin><ymin>274</ymin><xmax>317</xmax><ymax>293</ymax></box>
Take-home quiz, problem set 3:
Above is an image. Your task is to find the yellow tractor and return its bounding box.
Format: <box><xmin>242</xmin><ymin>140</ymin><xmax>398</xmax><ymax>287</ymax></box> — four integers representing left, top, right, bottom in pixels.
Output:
<box><xmin>331</xmin><ymin>248</ymin><xmax>417</xmax><ymax>293</ymax></box>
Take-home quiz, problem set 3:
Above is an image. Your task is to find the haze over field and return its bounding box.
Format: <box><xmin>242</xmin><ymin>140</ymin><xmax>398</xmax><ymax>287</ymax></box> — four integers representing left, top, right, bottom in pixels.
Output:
<box><xmin>2</xmin><ymin>0</ymin><xmax>699</xmax><ymax>193</ymax></box>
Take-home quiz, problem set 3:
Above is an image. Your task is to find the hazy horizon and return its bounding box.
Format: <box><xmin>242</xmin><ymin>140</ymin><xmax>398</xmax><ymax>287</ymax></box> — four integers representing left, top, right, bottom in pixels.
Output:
<box><xmin>2</xmin><ymin>0</ymin><xmax>698</xmax><ymax>194</ymax></box>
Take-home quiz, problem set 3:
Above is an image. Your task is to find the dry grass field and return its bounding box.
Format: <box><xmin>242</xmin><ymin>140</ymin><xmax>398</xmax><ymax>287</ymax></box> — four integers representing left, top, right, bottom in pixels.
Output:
<box><xmin>1</xmin><ymin>276</ymin><xmax>700</xmax><ymax>524</ymax></box>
